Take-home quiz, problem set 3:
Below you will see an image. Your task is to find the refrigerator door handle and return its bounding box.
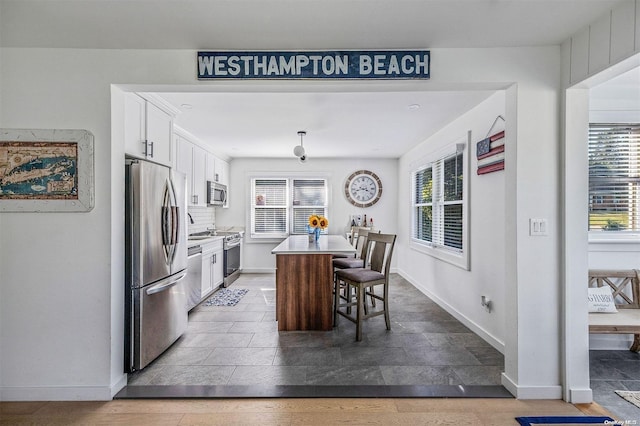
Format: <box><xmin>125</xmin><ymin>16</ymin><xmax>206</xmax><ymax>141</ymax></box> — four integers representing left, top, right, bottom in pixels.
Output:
<box><xmin>145</xmin><ymin>271</ymin><xmax>187</xmax><ymax>295</ymax></box>
<box><xmin>167</xmin><ymin>178</ymin><xmax>180</xmax><ymax>264</ymax></box>
<box><xmin>162</xmin><ymin>178</ymin><xmax>180</xmax><ymax>265</ymax></box>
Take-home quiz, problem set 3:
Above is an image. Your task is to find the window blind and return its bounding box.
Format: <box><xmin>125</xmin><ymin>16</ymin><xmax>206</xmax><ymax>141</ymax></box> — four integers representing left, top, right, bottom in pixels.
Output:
<box><xmin>413</xmin><ymin>151</ymin><xmax>464</xmax><ymax>251</ymax></box>
<box><xmin>442</xmin><ymin>153</ymin><xmax>463</xmax><ymax>250</ymax></box>
<box><xmin>588</xmin><ymin>124</ymin><xmax>640</xmax><ymax>233</ymax></box>
<box><xmin>251</xmin><ymin>177</ymin><xmax>329</xmax><ymax>237</ymax></box>
<box><xmin>252</xmin><ymin>178</ymin><xmax>288</xmax><ymax>237</ymax></box>
<box><xmin>414</xmin><ymin>166</ymin><xmax>433</xmax><ymax>242</ymax></box>
<box><xmin>292</xmin><ymin>179</ymin><xmax>327</xmax><ymax>234</ymax></box>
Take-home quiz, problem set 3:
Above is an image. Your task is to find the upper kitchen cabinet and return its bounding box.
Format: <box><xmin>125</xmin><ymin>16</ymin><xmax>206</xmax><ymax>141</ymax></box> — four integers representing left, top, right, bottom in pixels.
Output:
<box><xmin>175</xmin><ymin>126</ymin><xmax>230</xmax><ymax>208</ymax></box>
<box><xmin>215</xmin><ymin>157</ymin><xmax>230</xmax><ymax>188</ymax></box>
<box><xmin>206</xmin><ymin>152</ymin><xmax>228</xmax><ymax>184</ymax></box>
<box><xmin>206</xmin><ymin>153</ymin><xmax>230</xmax><ymax>207</ymax></box>
<box><xmin>175</xmin><ymin>133</ymin><xmax>207</xmax><ymax>207</ymax></box>
<box><xmin>205</xmin><ymin>152</ymin><xmax>217</xmax><ymax>183</ymax></box>
<box><xmin>124</xmin><ymin>93</ymin><xmax>178</xmax><ymax>167</ymax></box>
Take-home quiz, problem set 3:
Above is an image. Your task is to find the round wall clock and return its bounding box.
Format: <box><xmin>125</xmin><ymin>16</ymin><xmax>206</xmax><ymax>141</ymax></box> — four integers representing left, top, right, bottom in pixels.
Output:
<box><xmin>344</xmin><ymin>170</ymin><xmax>382</xmax><ymax>208</ymax></box>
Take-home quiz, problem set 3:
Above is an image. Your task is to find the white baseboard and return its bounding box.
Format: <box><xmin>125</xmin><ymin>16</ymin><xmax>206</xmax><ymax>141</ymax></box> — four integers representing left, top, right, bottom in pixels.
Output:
<box><xmin>111</xmin><ymin>374</ymin><xmax>128</xmax><ymax>398</ymax></box>
<box><xmin>397</xmin><ymin>268</ymin><xmax>505</xmax><ymax>353</ymax></box>
<box><xmin>569</xmin><ymin>387</ymin><xmax>593</xmax><ymax>404</ymax></box>
<box><xmin>0</xmin><ymin>375</ymin><xmax>127</xmax><ymax>401</ymax></box>
<box><xmin>1</xmin><ymin>385</ymin><xmax>115</xmax><ymax>401</ymax></box>
<box><xmin>240</xmin><ymin>268</ymin><xmax>276</xmax><ymax>274</ymax></box>
<box><xmin>501</xmin><ymin>373</ymin><xmax>563</xmax><ymax>399</ymax></box>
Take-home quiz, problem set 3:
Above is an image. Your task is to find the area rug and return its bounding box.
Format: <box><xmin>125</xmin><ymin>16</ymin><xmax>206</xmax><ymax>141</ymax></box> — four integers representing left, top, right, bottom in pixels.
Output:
<box><xmin>615</xmin><ymin>390</ymin><xmax>640</xmax><ymax>409</ymax></box>
<box><xmin>204</xmin><ymin>288</ymin><xmax>249</xmax><ymax>306</ymax></box>
<box><xmin>516</xmin><ymin>416</ymin><xmax>614</xmax><ymax>425</ymax></box>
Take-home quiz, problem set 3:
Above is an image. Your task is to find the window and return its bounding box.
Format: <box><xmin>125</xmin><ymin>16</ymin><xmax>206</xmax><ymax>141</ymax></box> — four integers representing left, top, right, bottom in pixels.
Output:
<box><xmin>251</xmin><ymin>176</ymin><xmax>328</xmax><ymax>238</ymax></box>
<box><xmin>252</xmin><ymin>178</ymin><xmax>288</xmax><ymax>237</ymax></box>
<box><xmin>412</xmin><ymin>149</ymin><xmax>464</xmax><ymax>252</ymax></box>
<box><xmin>588</xmin><ymin>124</ymin><xmax>640</xmax><ymax>233</ymax></box>
<box><xmin>291</xmin><ymin>179</ymin><xmax>328</xmax><ymax>234</ymax></box>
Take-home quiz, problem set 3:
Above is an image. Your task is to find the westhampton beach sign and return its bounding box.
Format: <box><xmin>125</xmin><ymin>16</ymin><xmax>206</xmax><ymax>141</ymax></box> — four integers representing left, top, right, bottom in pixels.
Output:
<box><xmin>197</xmin><ymin>50</ymin><xmax>430</xmax><ymax>80</ymax></box>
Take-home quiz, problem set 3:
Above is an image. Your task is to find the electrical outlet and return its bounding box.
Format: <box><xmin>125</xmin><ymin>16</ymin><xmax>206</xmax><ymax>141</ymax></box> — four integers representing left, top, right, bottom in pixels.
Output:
<box><xmin>529</xmin><ymin>218</ymin><xmax>548</xmax><ymax>236</ymax></box>
<box><xmin>481</xmin><ymin>295</ymin><xmax>492</xmax><ymax>313</ymax></box>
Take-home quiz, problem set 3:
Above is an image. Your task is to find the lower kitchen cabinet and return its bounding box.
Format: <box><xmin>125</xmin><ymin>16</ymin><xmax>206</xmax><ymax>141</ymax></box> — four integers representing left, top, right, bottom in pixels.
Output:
<box><xmin>201</xmin><ymin>239</ymin><xmax>224</xmax><ymax>298</ymax></box>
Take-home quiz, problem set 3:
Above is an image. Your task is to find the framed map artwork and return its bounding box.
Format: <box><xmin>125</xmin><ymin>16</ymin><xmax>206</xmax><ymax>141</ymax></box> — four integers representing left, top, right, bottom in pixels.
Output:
<box><xmin>0</xmin><ymin>129</ymin><xmax>94</xmax><ymax>212</ymax></box>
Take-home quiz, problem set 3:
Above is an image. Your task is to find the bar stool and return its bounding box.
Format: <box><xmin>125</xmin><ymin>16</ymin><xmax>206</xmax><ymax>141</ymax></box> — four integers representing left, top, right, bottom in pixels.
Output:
<box><xmin>334</xmin><ymin>233</ymin><xmax>396</xmax><ymax>341</ymax></box>
<box><xmin>332</xmin><ymin>228</ymin><xmax>371</xmax><ymax>325</ymax></box>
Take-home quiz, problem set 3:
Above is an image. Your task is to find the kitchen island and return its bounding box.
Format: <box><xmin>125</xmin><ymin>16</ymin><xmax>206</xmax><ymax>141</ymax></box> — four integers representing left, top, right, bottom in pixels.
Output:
<box><xmin>271</xmin><ymin>235</ymin><xmax>356</xmax><ymax>331</ymax></box>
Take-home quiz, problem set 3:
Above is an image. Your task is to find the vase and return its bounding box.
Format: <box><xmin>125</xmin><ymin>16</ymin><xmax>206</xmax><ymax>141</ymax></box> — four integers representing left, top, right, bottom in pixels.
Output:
<box><xmin>314</xmin><ymin>227</ymin><xmax>321</xmax><ymax>241</ymax></box>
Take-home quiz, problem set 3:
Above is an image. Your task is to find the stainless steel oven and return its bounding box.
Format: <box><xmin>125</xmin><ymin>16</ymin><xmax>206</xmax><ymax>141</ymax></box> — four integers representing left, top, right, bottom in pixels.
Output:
<box><xmin>218</xmin><ymin>232</ymin><xmax>241</xmax><ymax>286</ymax></box>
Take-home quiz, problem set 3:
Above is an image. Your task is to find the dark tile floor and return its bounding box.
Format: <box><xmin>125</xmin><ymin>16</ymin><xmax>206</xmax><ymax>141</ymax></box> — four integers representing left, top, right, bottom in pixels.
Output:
<box><xmin>127</xmin><ymin>273</ymin><xmax>506</xmax><ymax>391</ymax></box>
<box><xmin>590</xmin><ymin>349</ymin><xmax>640</xmax><ymax>421</ymax></box>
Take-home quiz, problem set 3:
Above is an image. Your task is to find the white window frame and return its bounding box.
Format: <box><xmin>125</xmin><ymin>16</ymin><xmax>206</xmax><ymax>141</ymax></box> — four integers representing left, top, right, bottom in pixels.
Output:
<box><xmin>410</xmin><ymin>136</ymin><xmax>470</xmax><ymax>270</ymax></box>
<box><xmin>249</xmin><ymin>173</ymin><xmax>329</xmax><ymax>240</ymax></box>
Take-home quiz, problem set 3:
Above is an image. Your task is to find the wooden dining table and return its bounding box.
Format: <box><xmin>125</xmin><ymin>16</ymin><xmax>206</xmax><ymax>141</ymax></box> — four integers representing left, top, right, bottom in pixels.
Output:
<box><xmin>271</xmin><ymin>235</ymin><xmax>356</xmax><ymax>331</ymax></box>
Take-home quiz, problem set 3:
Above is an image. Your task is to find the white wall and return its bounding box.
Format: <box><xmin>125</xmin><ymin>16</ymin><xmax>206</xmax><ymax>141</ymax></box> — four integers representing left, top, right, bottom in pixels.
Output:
<box><xmin>0</xmin><ymin>46</ymin><xmax>563</xmax><ymax>401</ymax></box>
<box><xmin>397</xmin><ymin>91</ymin><xmax>506</xmax><ymax>351</ymax></box>
<box><xmin>1</xmin><ymin>48</ymin><xmax>122</xmax><ymax>400</ymax></box>
<box><xmin>216</xmin><ymin>157</ymin><xmax>398</xmax><ymax>272</ymax></box>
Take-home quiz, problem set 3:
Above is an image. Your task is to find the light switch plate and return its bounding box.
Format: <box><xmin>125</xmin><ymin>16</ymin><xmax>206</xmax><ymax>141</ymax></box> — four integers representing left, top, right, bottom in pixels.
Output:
<box><xmin>529</xmin><ymin>218</ymin><xmax>548</xmax><ymax>236</ymax></box>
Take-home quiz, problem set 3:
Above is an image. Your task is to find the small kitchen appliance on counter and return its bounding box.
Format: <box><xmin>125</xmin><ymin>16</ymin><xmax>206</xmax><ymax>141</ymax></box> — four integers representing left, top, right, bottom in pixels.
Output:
<box><xmin>124</xmin><ymin>159</ymin><xmax>188</xmax><ymax>372</ymax></box>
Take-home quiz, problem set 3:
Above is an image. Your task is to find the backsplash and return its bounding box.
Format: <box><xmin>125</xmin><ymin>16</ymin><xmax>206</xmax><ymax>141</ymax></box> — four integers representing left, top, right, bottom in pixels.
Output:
<box><xmin>187</xmin><ymin>206</ymin><xmax>216</xmax><ymax>235</ymax></box>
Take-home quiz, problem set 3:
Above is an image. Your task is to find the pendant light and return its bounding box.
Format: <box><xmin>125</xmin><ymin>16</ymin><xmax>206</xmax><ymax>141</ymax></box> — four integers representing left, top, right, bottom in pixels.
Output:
<box><xmin>293</xmin><ymin>131</ymin><xmax>306</xmax><ymax>159</ymax></box>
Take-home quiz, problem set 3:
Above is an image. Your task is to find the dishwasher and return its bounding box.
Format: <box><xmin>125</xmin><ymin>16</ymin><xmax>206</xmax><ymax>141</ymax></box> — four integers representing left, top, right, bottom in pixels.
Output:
<box><xmin>186</xmin><ymin>245</ymin><xmax>203</xmax><ymax>311</ymax></box>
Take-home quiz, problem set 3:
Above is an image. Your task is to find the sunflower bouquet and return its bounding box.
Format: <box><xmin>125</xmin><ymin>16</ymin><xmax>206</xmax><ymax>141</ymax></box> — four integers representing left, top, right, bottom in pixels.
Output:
<box><xmin>307</xmin><ymin>214</ymin><xmax>329</xmax><ymax>241</ymax></box>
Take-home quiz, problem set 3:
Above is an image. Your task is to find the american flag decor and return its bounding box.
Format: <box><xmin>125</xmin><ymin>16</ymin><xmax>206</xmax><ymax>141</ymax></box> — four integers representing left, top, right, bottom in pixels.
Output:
<box><xmin>476</xmin><ymin>130</ymin><xmax>505</xmax><ymax>175</ymax></box>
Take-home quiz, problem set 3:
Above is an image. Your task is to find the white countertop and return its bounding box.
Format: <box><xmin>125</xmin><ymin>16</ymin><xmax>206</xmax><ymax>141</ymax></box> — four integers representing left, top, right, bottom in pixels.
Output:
<box><xmin>187</xmin><ymin>236</ymin><xmax>224</xmax><ymax>247</ymax></box>
<box><xmin>271</xmin><ymin>235</ymin><xmax>356</xmax><ymax>255</ymax></box>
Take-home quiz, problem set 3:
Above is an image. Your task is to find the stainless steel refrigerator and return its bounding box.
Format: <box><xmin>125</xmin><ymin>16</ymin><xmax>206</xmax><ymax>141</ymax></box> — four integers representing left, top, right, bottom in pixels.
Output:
<box><xmin>125</xmin><ymin>159</ymin><xmax>188</xmax><ymax>372</ymax></box>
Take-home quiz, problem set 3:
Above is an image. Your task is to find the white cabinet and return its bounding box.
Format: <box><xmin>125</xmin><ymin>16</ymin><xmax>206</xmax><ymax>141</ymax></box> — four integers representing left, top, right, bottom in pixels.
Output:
<box><xmin>215</xmin><ymin>157</ymin><xmax>230</xmax><ymax>187</ymax></box>
<box><xmin>124</xmin><ymin>93</ymin><xmax>173</xmax><ymax>166</ymax></box>
<box><xmin>175</xmin><ymin>135</ymin><xmax>207</xmax><ymax>207</ymax></box>
<box><xmin>201</xmin><ymin>239</ymin><xmax>224</xmax><ymax>298</ymax></box>
<box><xmin>206</xmin><ymin>153</ymin><xmax>229</xmax><ymax>185</ymax></box>
<box><xmin>192</xmin><ymin>145</ymin><xmax>206</xmax><ymax>206</ymax></box>
<box><xmin>205</xmin><ymin>152</ymin><xmax>230</xmax><ymax>208</ymax></box>
<box><xmin>205</xmin><ymin>152</ymin><xmax>217</xmax><ymax>182</ymax></box>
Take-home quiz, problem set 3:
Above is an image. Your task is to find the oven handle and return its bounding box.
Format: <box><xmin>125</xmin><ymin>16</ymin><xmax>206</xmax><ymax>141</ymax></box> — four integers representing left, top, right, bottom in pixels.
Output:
<box><xmin>225</xmin><ymin>240</ymin><xmax>241</xmax><ymax>249</ymax></box>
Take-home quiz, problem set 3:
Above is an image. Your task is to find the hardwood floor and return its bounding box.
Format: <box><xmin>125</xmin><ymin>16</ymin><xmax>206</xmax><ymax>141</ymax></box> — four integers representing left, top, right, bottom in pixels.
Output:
<box><xmin>0</xmin><ymin>398</ymin><xmax>614</xmax><ymax>425</ymax></box>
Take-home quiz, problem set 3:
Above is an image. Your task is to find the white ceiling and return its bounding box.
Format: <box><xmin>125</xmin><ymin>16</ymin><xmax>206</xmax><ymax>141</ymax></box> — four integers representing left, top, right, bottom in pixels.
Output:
<box><xmin>159</xmin><ymin>90</ymin><xmax>495</xmax><ymax>158</ymax></box>
<box><xmin>0</xmin><ymin>0</ymin><xmax>632</xmax><ymax>159</ymax></box>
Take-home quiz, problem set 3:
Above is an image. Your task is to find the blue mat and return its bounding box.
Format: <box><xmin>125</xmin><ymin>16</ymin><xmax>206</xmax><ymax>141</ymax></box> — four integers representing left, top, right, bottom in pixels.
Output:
<box><xmin>516</xmin><ymin>416</ymin><xmax>615</xmax><ymax>425</ymax></box>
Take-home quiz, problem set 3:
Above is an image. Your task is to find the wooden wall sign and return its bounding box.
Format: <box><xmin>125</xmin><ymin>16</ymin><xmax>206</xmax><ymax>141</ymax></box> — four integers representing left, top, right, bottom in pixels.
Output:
<box><xmin>197</xmin><ymin>50</ymin><xmax>430</xmax><ymax>80</ymax></box>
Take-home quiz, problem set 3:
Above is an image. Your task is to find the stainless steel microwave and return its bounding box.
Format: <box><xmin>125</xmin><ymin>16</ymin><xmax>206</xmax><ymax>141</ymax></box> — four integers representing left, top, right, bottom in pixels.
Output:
<box><xmin>207</xmin><ymin>181</ymin><xmax>227</xmax><ymax>206</ymax></box>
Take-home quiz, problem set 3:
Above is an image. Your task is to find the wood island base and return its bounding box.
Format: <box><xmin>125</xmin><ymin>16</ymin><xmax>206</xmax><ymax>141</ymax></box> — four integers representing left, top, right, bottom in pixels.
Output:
<box><xmin>275</xmin><ymin>253</ymin><xmax>334</xmax><ymax>331</ymax></box>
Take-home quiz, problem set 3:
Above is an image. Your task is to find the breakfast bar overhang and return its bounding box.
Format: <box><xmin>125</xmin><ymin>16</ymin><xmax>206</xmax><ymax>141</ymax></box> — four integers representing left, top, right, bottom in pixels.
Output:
<box><xmin>271</xmin><ymin>235</ymin><xmax>356</xmax><ymax>331</ymax></box>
